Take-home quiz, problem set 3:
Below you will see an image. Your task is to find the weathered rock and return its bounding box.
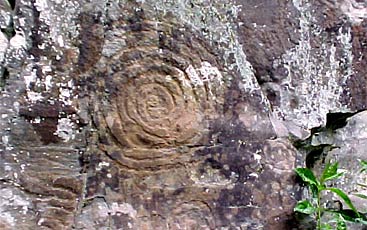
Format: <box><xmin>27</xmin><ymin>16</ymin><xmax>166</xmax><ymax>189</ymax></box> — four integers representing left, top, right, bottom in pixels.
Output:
<box><xmin>296</xmin><ymin>111</ymin><xmax>367</xmax><ymax>229</ymax></box>
<box><xmin>0</xmin><ymin>0</ymin><xmax>367</xmax><ymax>229</ymax></box>
<box><xmin>311</xmin><ymin>111</ymin><xmax>367</xmax><ymax>209</ymax></box>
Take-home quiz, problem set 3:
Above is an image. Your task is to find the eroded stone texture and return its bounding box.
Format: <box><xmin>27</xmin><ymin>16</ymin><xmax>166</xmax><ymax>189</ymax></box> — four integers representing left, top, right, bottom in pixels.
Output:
<box><xmin>0</xmin><ymin>0</ymin><xmax>85</xmax><ymax>229</ymax></box>
<box><xmin>1</xmin><ymin>0</ymin><xmax>367</xmax><ymax>229</ymax></box>
<box><xmin>61</xmin><ymin>0</ymin><xmax>301</xmax><ymax>229</ymax></box>
<box><xmin>311</xmin><ymin>111</ymin><xmax>367</xmax><ymax>210</ymax></box>
<box><xmin>237</xmin><ymin>0</ymin><xmax>367</xmax><ymax>133</ymax></box>
<box><xmin>76</xmin><ymin>2</ymin><xmax>298</xmax><ymax>229</ymax></box>
<box><xmin>298</xmin><ymin>111</ymin><xmax>367</xmax><ymax>230</ymax></box>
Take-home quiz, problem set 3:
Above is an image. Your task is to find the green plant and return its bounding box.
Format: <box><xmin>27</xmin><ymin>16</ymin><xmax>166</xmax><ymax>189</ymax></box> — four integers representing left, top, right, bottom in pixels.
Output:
<box><xmin>294</xmin><ymin>162</ymin><xmax>367</xmax><ymax>229</ymax></box>
<box><xmin>360</xmin><ymin>160</ymin><xmax>367</xmax><ymax>173</ymax></box>
<box><xmin>355</xmin><ymin>160</ymin><xmax>367</xmax><ymax>200</ymax></box>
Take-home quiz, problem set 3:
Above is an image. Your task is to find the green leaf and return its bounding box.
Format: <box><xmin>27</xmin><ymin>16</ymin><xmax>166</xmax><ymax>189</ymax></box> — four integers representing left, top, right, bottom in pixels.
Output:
<box><xmin>360</xmin><ymin>160</ymin><xmax>367</xmax><ymax>173</ymax></box>
<box><xmin>354</xmin><ymin>193</ymin><xmax>367</xmax><ymax>200</ymax></box>
<box><xmin>5</xmin><ymin>0</ymin><xmax>11</xmax><ymax>8</ymax></box>
<box><xmin>320</xmin><ymin>223</ymin><xmax>333</xmax><ymax>230</ymax></box>
<box><xmin>294</xmin><ymin>200</ymin><xmax>316</xmax><ymax>214</ymax></box>
<box><xmin>295</xmin><ymin>168</ymin><xmax>319</xmax><ymax>186</ymax></box>
<box><xmin>310</xmin><ymin>184</ymin><xmax>319</xmax><ymax>198</ymax></box>
<box><xmin>320</xmin><ymin>162</ymin><xmax>344</xmax><ymax>183</ymax></box>
<box><xmin>327</xmin><ymin>172</ymin><xmax>344</xmax><ymax>182</ymax></box>
<box><xmin>326</xmin><ymin>188</ymin><xmax>359</xmax><ymax>216</ymax></box>
<box><xmin>357</xmin><ymin>183</ymin><xmax>367</xmax><ymax>188</ymax></box>
<box><xmin>327</xmin><ymin>210</ymin><xmax>354</xmax><ymax>223</ymax></box>
<box><xmin>336</xmin><ymin>214</ymin><xmax>347</xmax><ymax>230</ymax></box>
<box><xmin>337</xmin><ymin>222</ymin><xmax>347</xmax><ymax>230</ymax></box>
<box><xmin>355</xmin><ymin>218</ymin><xmax>367</xmax><ymax>225</ymax></box>
<box><xmin>328</xmin><ymin>209</ymin><xmax>367</xmax><ymax>223</ymax></box>
<box><xmin>327</xmin><ymin>210</ymin><xmax>367</xmax><ymax>226</ymax></box>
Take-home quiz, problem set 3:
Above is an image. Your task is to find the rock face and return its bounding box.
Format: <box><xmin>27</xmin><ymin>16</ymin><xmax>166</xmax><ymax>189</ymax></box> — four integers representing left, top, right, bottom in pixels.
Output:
<box><xmin>0</xmin><ymin>0</ymin><xmax>366</xmax><ymax>229</ymax></box>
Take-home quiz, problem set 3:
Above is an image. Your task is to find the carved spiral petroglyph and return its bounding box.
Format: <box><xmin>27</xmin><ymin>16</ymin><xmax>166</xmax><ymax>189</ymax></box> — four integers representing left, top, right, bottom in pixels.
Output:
<box><xmin>101</xmin><ymin>15</ymin><xmax>225</xmax><ymax>170</ymax></box>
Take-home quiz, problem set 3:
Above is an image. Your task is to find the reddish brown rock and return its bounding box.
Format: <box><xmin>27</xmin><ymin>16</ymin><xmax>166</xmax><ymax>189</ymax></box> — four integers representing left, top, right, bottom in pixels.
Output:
<box><xmin>1</xmin><ymin>0</ymin><xmax>367</xmax><ymax>229</ymax></box>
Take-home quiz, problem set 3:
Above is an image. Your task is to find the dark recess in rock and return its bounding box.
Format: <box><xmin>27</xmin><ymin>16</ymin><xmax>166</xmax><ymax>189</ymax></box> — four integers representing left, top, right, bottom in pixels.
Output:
<box><xmin>324</xmin><ymin>112</ymin><xmax>361</xmax><ymax>130</ymax></box>
<box><xmin>312</xmin><ymin>111</ymin><xmax>363</xmax><ymax>135</ymax></box>
<box><xmin>1</xmin><ymin>16</ymin><xmax>16</xmax><ymax>39</ymax></box>
<box><xmin>304</xmin><ymin>144</ymin><xmax>338</xmax><ymax>168</ymax></box>
<box><xmin>293</xmin><ymin>111</ymin><xmax>365</xmax><ymax>168</ymax></box>
<box><xmin>0</xmin><ymin>67</ymin><xmax>9</xmax><ymax>89</ymax></box>
<box><xmin>7</xmin><ymin>0</ymin><xmax>16</xmax><ymax>10</ymax></box>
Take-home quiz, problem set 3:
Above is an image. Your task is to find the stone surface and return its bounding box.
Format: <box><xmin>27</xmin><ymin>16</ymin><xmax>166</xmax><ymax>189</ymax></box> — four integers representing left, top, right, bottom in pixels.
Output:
<box><xmin>311</xmin><ymin>111</ymin><xmax>367</xmax><ymax>210</ymax></box>
<box><xmin>0</xmin><ymin>0</ymin><xmax>366</xmax><ymax>229</ymax></box>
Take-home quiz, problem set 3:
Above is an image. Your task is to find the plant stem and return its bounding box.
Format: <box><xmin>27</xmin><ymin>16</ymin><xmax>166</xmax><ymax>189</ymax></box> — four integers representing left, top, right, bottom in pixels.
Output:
<box><xmin>317</xmin><ymin>191</ymin><xmax>322</xmax><ymax>230</ymax></box>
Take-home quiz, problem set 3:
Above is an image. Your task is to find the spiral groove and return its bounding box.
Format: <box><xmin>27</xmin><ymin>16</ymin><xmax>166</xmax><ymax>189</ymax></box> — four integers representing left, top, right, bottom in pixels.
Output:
<box><xmin>101</xmin><ymin>16</ymin><xmax>225</xmax><ymax>170</ymax></box>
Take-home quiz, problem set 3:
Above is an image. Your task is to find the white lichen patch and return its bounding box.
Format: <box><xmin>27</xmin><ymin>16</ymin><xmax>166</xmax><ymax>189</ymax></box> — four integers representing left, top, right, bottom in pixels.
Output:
<box><xmin>109</xmin><ymin>203</ymin><xmax>137</xmax><ymax>219</ymax></box>
<box><xmin>22</xmin><ymin>65</ymin><xmax>53</xmax><ymax>103</ymax></box>
<box><xmin>248</xmin><ymin>172</ymin><xmax>259</xmax><ymax>178</ymax></box>
<box><xmin>33</xmin><ymin>0</ymin><xmax>80</xmax><ymax>50</ymax></box>
<box><xmin>9</xmin><ymin>33</ymin><xmax>26</xmax><ymax>49</ymax></box>
<box><xmin>23</xmin><ymin>68</ymin><xmax>37</xmax><ymax>89</ymax></box>
<box><xmin>56</xmin><ymin>35</ymin><xmax>64</xmax><ymax>47</ymax></box>
<box><xmin>0</xmin><ymin>6</ymin><xmax>12</xmax><ymax>28</ymax></box>
<box><xmin>34</xmin><ymin>0</ymin><xmax>49</xmax><ymax>12</ymax></box>
<box><xmin>57</xmin><ymin>79</ymin><xmax>75</xmax><ymax>108</ymax></box>
<box><xmin>273</xmin><ymin>0</ymin><xmax>354</xmax><ymax>129</ymax></box>
<box><xmin>26</xmin><ymin>92</ymin><xmax>44</xmax><ymax>103</ymax></box>
<box><xmin>36</xmin><ymin>218</ymin><xmax>45</xmax><ymax>226</ymax></box>
<box><xmin>190</xmin><ymin>166</ymin><xmax>237</xmax><ymax>188</ymax></box>
<box><xmin>0</xmin><ymin>211</ymin><xmax>15</xmax><ymax>227</ymax></box>
<box><xmin>0</xmin><ymin>188</ymin><xmax>31</xmax><ymax>227</ymax></box>
<box><xmin>340</xmin><ymin>0</ymin><xmax>367</xmax><ymax>25</ymax></box>
<box><xmin>102</xmin><ymin>30</ymin><xmax>127</xmax><ymax>58</ymax></box>
<box><xmin>184</xmin><ymin>62</ymin><xmax>225</xmax><ymax>102</ymax></box>
<box><xmin>30</xmin><ymin>117</ymin><xmax>42</xmax><ymax>124</ymax></box>
<box><xmin>54</xmin><ymin>117</ymin><xmax>75</xmax><ymax>142</ymax></box>
<box><xmin>44</xmin><ymin>75</ymin><xmax>53</xmax><ymax>91</ymax></box>
<box><xmin>0</xmin><ymin>32</ymin><xmax>8</xmax><ymax>61</ymax></box>
<box><xmin>146</xmin><ymin>0</ymin><xmax>268</xmax><ymax>105</ymax></box>
<box><xmin>1</xmin><ymin>135</ymin><xmax>9</xmax><ymax>145</ymax></box>
<box><xmin>185</xmin><ymin>65</ymin><xmax>204</xmax><ymax>86</ymax></box>
<box><xmin>198</xmin><ymin>61</ymin><xmax>224</xmax><ymax>87</ymax></box>
<box><xmin>95</xmin><ymin>161</ymin><xmax>110</xmax><ymax>171</ymax></box>
<box><xmin>253</xmin><ymin>151</ymin><xmax>262</xmax><ymax>163</ymax></box>
<box><xmin>59</xmin><ymin>88</ymin><xmax>71</xmax><ymax>102</ymax></box>
<box><xmin>16</xmin><ymin>0</ymin><xmax>81</xmax><ymax>150</ymax></box>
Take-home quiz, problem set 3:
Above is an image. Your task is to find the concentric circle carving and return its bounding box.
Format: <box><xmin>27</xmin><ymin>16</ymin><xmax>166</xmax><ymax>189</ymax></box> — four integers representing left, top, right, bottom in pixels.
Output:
<box><xmin>117</xmin><ymin>66</ymin><xmax>201</xmax><ymax>149</ymax></box>
<box><xmin>101</xmin><ymin>16</ymin><xmax>226</xmax><ymax>170</ymax></box>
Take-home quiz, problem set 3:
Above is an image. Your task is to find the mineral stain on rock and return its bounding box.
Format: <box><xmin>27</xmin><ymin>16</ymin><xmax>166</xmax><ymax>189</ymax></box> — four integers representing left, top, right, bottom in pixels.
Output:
<box><xmin>76</xmin><ymin>12</ymin><xmax>104</xmax><ymax>74</ymax></box>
